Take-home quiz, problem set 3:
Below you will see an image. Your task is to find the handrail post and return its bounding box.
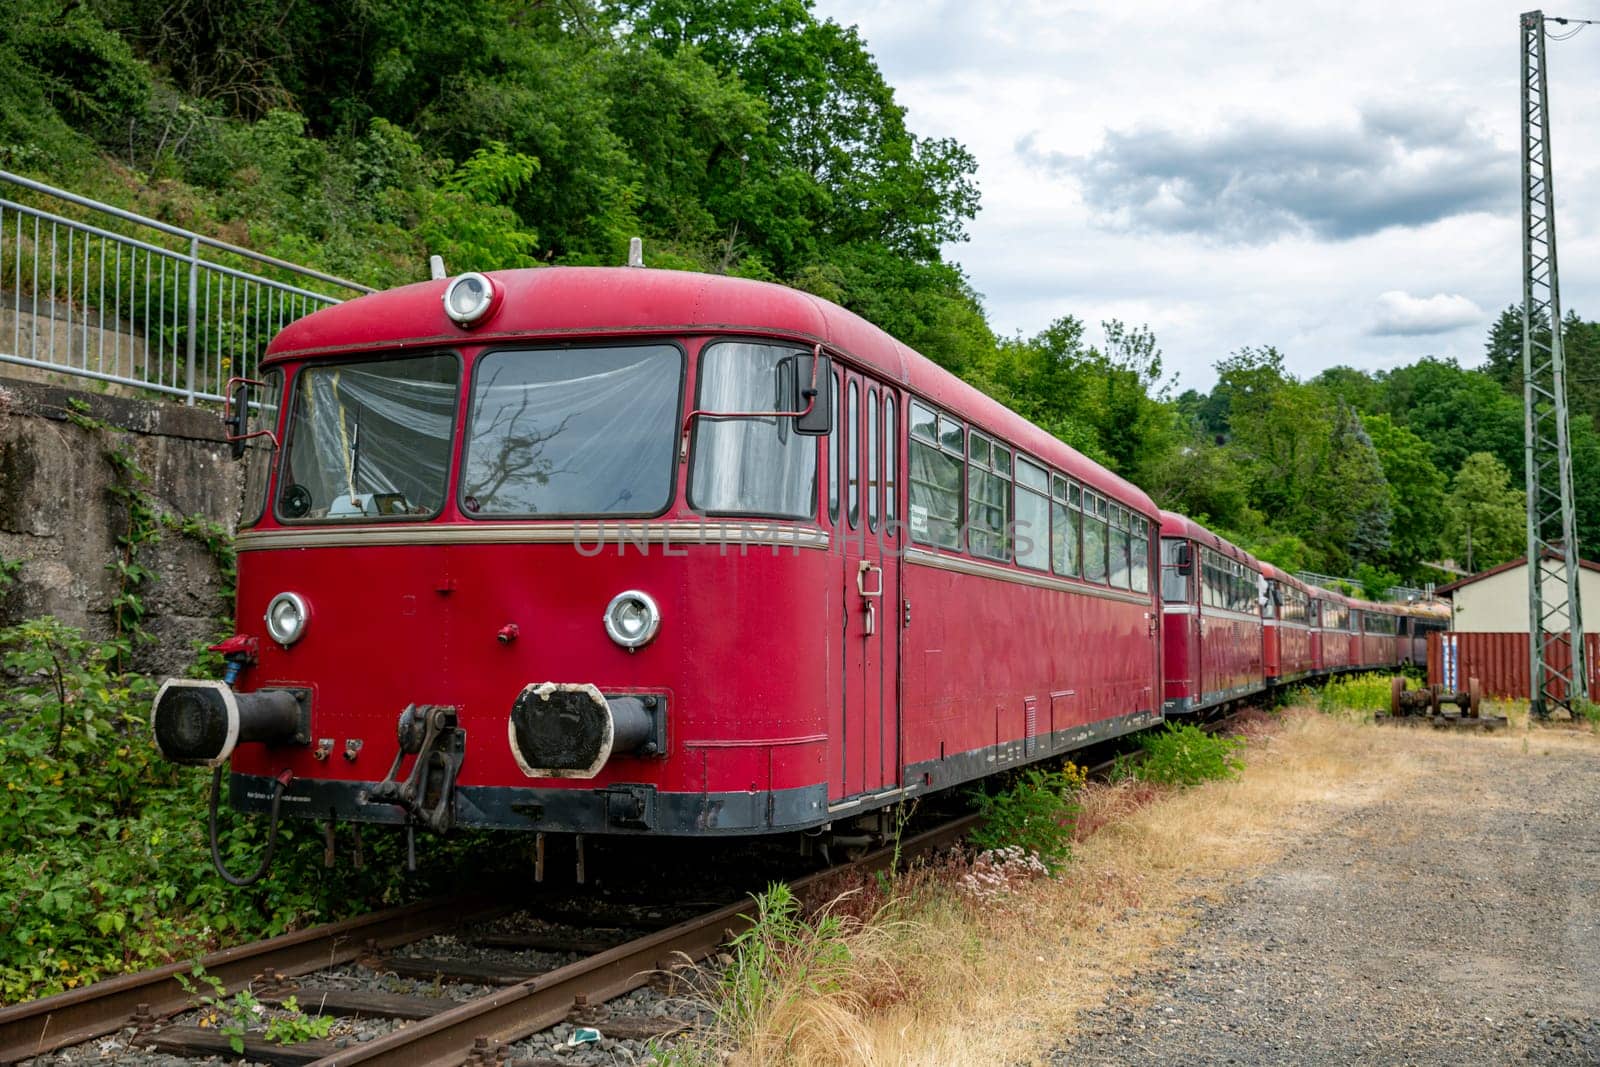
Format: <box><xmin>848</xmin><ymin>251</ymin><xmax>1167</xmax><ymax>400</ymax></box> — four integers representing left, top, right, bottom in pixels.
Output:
<box><xmin>185</xmin><ymin>235</ymin><xmax>199</xmax><ymax>404</ymax></box>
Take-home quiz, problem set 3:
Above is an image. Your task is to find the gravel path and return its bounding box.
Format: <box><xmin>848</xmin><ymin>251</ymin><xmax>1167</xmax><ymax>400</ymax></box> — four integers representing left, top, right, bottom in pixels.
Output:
<box><xmin>1050</xmin><ymin>728</ymin><xmax>1600</xmax><ymax>1066</ymax></box>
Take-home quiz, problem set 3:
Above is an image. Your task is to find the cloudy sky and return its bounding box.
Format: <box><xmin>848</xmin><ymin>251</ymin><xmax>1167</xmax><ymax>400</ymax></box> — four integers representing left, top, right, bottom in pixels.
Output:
<box><xmin>809</xmin><ymin>0</ymin><xmax>1600</xmax><ymax>391</ymax></box>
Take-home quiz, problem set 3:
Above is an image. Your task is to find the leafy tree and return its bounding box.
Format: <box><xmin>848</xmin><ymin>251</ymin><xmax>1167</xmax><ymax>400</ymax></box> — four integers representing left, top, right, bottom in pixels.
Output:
<box><xmin>1444</xmin><ymin>452</ymin><xmax>1526</xmax><ymax>571</ymax></box>
<box><xmin>1313</xmin><ymin>365</ymin><xmax>1380</xmax><ymax>415</ymax></box>
<box><xmin>1363</xmin><ymin>414</ymin><xmax>1446</xmax><ymax>581</ymax></box>
<box><xmin>1378</xmin><ymin>357</ymin><xmax>1523</xmax><ymax>477</ymax></box>
<box><xmin>1354</xmin><ymin>563</ymin><xmax>1401</xmax><ymax>601</ymax></box>
<box><xmin>612</xmin><ymin>0</ymin><xmax>979</xmax><ymax>266</ymax></box>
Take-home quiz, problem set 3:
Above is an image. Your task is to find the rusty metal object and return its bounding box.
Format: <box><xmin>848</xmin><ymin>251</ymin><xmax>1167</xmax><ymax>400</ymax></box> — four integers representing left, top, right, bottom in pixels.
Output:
<box><xmin>1381</xmin><ymin>676</ymin><xmax>1504</xmax><ymax>731</ymax></box>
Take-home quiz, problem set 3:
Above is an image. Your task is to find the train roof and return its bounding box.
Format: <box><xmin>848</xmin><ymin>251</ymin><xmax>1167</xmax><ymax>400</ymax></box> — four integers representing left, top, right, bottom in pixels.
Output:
<box><xmin>266</xmin><ymin>266</ymin><xmax>1158</xmax><ymax>517</ymax></box>
<box><xmin>1258</xmin><ymin>563</ymin><xmax>1312</xmax><ymax>596</ymax></box>
<box><xmin>1157</xmin><ymin>511</ymin><xmax>1260</xmax><ymax>568</ymax></box>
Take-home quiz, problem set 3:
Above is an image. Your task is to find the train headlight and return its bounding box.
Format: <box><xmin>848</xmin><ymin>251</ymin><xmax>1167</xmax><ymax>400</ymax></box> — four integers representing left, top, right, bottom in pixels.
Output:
<box><xmin>442</xmin><ymin>272</ymin><xmax>497</xmax><ymax>327</ymax></box>
<box><xmin>265</xmin><ymin>592</ymin><xmax>309</xmax><ymax>646</ymax></box>
<box><xmin>604</xmin><ymin>590</ymin><xmax>660</xmax><ymax>650</ymax></box>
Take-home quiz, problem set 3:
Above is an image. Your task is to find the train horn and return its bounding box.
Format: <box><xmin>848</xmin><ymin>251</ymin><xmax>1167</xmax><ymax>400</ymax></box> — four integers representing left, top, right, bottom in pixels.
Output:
<box><xmin>151</xmin><ymin>679</ymin><xmax>307</xmax><ymax>767</ymax></box>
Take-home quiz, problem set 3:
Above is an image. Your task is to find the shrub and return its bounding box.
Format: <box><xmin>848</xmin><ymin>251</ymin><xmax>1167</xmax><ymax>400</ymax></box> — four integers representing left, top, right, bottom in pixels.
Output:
<box><xmin>0</xmin><ymin>617</ymin><xmax>518</xmax><ymax>1001</ymax></box>
<box><xmin>1135</xmin><ymin>722</ymin><xmax>1244</xmax><ymax>787</ymax></box>
<box><xmin>967</xmin><ymin>763</ymin><xmax>1085</xmax><ymax>874</ymax></box>
<box><xmin>1317</xmin><ymin>673</ymin><xmax>1394</xmax><ymax>720</ymax></box>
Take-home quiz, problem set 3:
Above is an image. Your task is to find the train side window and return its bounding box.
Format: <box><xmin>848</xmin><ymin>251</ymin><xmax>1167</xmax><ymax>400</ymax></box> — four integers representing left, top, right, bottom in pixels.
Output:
<box><xmin>1160</xmin><ymin>537</ymin><xmax>1188</xmax><ymax>602</ymax></box>
<box><xmin>867</xmin><ymin>386</ymin><xmax>879</xmax><ymax>532</ymax></box>
<box><xmin>909</xmin><ymin>400</ymin><xmax>962</xmax><ymax>549</ymax></box>
<box><xmin>884</xmin><ymin>395</ymin><xmax>898</xmax><ymax>536</ymax></box>
<box><xmin>1131</xmin><ymin>517</ymin><xmax>1150</xmax><ymax>594</ymax></box>
<box><xmin>1109</xmin><ymin>506</ymin><xmax>1131</xmax><ymax>589</ymax></box>
<box><xmin>939</xmin><ymin>413</ymin><xmax>964</xmax><ymax>453</ymax></box>
<box><xmin>1051</xmin><ymin>474</ymin><xmax>1080</xmax><ymax>577</ymax></box>
<box><xmin>846</xmin><ymin>380</ymin><xmax>859</xmax><ymax>529</ymax></box>
<box><xmin>1082</xmin><ymin>490</ymin><xmax>1109</xmax><ymax>583</ymax></box>
<box><xmin>1015</xmin><ymin>456</ymin><xmax>1050</xmax><ymax>571</ymax></box>
<box><xmin>967</xmin><ymin>431</ymin><xmax>1010</xmax><ymax>561</ymax></box>
<box><xmin>827</xmin><ymin>371</ymin><xmax>840</xmax><ymax>523</ymax></box>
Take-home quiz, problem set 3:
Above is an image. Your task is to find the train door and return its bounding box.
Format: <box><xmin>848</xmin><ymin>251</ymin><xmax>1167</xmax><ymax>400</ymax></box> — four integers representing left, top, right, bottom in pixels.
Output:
<box><xmin>1160</xmin><ymin>537</ymin><xmax>1199</xmax><ymax>712</ymax></box>
<box><xmin>833</xmin><ymin>370</ymin><xmax>901</xmax><ymax>800</ymax></box>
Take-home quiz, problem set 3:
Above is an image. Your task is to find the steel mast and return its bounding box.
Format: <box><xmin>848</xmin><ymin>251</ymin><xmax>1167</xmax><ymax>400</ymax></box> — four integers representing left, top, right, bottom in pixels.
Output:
<box><xmin>1520</xmin><ymin>10</ymin><xmax>1586</xmax><ymax>718</ymax></box>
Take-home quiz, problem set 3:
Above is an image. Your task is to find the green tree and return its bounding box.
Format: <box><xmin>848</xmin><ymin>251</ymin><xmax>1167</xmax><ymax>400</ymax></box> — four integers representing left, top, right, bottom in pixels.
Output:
<box><xmin>1312</xmin><ymin>365</ymin><xmax>1380</xmax><ymax>415</ymax></box>
<box><xmin>1363</xmin><ymin>414</ymin><xmax>1446</xmax><ymax>580</ymax></box>
<box><xmin>1378</xmin><ymin>357</ymin><xmax>1523</xmax><ymax>476</ymax></box>
<box><xmin>1444</xmin><ymin>452</ymin><xmax>1526</xmax><ymax>571</ymax></box>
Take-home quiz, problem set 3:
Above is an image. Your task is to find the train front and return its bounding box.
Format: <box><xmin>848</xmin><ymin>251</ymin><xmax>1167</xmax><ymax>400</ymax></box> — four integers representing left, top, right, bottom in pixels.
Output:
<box><xmin>150</xmin><ymin>268</ymin><xmax>839</xmax><ymax>868</ymax></box>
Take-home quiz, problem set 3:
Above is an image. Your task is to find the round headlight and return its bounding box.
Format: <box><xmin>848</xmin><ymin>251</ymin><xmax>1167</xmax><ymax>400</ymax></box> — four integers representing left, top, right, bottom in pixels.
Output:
<box><xmin>442</xmin><ymin>272</ymin><xmax>496</xmax><ymax>327</ymax></box>
<box><xmin>604</xmin><ymin>590</ymin><xmax>660</xmax><ymax>650</ymax></box>
<box><xmin>265</xmin><ymin>592</ymin><xmax>309</xmax><ymax>646</ymax></box>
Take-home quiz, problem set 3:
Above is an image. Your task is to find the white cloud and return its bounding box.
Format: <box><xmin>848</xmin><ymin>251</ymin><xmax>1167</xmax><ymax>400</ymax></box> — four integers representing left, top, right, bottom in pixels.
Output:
<box><xmin>810</xmin><ymin>0</ymin><xmax>1600</xmax><ymax>386</ymax></box>
<box><xmin>1034</xmin><ymin>106</ymin><xmax>1512</xmax><ymax>243</ymax></box>
<box><xmin>1369</xmin><ymin>291</ymin><xmax>1486</xmax><ymax>337</ymax></box>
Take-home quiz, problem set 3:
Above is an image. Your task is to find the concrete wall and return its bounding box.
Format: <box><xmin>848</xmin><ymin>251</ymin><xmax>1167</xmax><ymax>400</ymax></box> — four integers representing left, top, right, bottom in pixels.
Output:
<box><xmin>0</xmin><ymin>373</ymin><xmax>241</xmax><ymax>674</ymax></box>
<box><xmin>1451</xmin><ymin>563</ymin><xmax>1600</xmax><ymax>633</ymax></box>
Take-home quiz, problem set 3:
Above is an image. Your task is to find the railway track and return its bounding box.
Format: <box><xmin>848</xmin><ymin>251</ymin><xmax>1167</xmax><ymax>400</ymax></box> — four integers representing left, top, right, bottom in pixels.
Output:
<box><xmin>4</xmin><ymin>814</ymin><xmax>980</xmax><ymax>1067</ymax></box>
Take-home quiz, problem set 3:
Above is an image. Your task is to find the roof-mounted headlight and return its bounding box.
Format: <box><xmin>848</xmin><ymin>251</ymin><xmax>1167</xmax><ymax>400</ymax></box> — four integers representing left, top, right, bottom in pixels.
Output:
<box><xmin>442</xmin><ymin>272</ymin><xmax>497</xmax><ymax>327</ymax></box>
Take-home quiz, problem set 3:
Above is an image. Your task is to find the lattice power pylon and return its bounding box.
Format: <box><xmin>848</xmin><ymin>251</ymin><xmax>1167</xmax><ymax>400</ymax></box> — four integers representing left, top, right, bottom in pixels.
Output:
<box><xmin>1521</xmin><ymin>9</ymin><xmax>1586</xmax><ymax>718</ymax></box>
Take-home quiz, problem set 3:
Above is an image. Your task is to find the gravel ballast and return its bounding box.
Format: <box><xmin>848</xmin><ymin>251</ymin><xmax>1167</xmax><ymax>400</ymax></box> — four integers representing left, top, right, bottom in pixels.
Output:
<box><xmin>1050</xmin><ymin>726</ymin><xmax>1600</xmax><ymax>1065</ymax></box>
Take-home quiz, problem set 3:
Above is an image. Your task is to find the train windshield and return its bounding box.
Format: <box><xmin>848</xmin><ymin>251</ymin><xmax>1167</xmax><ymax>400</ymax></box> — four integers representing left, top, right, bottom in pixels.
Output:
<box><xmin>462</xmin><ymin>344</ymin><xmax>681</xmax><ymax>516</ymax></box>
<box><xmin>689</xmin><ymin>341</ymin><xmax>818</xmax><ymax>518</ymax></box>
<box><xmin>277</xmin><ymin>353</ymin><xmax>458</xmax><ymax>522</ymax></box>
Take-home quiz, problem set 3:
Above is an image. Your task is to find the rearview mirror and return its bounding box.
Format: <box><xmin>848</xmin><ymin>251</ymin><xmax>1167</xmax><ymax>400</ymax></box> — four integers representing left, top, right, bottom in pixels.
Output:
<box><xmin>792</xmin><ymin>353</ymin><xmax>832</xmax><ymax>436</ymax></box>
<box><xmin>1175</xmin><ymin>542</ymin><xmax>1193</xmax><ymax>575</ymax></box>
<box><xmin>223</xmin><ymin>376</ymin><xmax>277</xmax><ymax>460</ymax></box>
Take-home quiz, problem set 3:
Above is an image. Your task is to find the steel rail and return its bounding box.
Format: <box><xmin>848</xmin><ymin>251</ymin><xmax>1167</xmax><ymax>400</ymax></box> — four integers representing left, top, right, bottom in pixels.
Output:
<box><xmin>307</xmin><ymin>814</ymin><xmax>983</xmax><ymax>1067</ymax></box>
<box><xmin>0</xmin><ymin>894</ymin><xmax>507</xmax><ymax>1063</ymax></box>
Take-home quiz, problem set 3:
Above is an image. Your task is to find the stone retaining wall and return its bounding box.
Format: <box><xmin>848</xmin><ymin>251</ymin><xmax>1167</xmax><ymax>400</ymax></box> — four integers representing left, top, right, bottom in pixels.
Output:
<box><xmin>0</xmin><ymin>373</ymin><xmax>240</xmax><ymax>674</ymax></box>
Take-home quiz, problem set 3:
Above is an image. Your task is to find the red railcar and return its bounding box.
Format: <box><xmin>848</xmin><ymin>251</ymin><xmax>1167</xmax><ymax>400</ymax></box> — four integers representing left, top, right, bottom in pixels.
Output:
<box><xmin>1157</xmin><ymin>512</ymin><xmax>1265</xmax><ymax>714</ymax></box>
<box><xmin>152</xmin><ymin>266</ymin><xmax>1163</xmax><ymax>847</ymax></box>
<box><xmin>1403</xmin><ymin>601</ymin><xmax>1449</xmax><ymax>665</ymax></box>
<box><xmin>1313</xmin><ymin>592</ymin><xmax>1356</xmax><ymax>674</ymax></box>
<box><xmin>1262</xmin><ymin>565</ymin><xmax>1315</xmax><ymax>686</ymax></box>
<box><xmin>1356</xmin><ymin>605</ymin><xmax>1402</xmax><ymax>670</ymax></box>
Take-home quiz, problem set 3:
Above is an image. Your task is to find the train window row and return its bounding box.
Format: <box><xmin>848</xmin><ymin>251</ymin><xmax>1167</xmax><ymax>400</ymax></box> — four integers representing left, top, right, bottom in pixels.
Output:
<box><xmin>1200</xmin><ymin>547</ymin><xmax>1258</xmax><ymax>613</ymax></box>
<box><xmin>1276</xmin><ymin>582</ymin><xmax>1311</xmax><ymax>624</ymax></box>
<box><xmin>908</xmin><ymin>398</ymin><xmax>1150</xmax><ymax>592</ymax></box>
<box><xmin>1320</xmin><ymin>600</ymin><xmax>1350</xmax><ymax>631</ymax></box>
<box><xmin>1362</xmin><ymin>611</ymin><xmax>1397</xmax><ymax>635</ymax></box>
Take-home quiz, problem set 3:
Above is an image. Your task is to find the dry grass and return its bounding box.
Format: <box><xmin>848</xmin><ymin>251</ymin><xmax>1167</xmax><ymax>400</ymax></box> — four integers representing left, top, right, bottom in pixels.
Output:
<box><xmin>674</xmin><ymin>706</ymin><xmax>1600</xmax><ymax>1067</ymax></box>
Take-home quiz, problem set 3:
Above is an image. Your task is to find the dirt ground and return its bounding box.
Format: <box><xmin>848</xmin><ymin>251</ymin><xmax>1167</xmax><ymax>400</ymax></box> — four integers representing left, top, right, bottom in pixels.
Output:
<box><xmin>1047</xmin><ymin>723</ymin><xmax>1600</xmax><ymax>1065</ymax></box>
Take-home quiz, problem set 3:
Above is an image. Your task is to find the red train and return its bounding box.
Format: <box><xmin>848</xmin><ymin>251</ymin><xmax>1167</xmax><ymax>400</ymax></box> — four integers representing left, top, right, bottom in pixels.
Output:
<box><xmin>149</xmin><ymin>266</ymin><xmax>1447</xmax><ymax>871</ymax></box>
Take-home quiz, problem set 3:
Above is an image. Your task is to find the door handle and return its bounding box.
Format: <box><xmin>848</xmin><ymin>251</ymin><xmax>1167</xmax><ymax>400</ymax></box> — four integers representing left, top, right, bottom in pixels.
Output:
<box><xmin>857</xmin><ymin>560</ymin><xmax>883</xmax><ymax>598</ymax></box>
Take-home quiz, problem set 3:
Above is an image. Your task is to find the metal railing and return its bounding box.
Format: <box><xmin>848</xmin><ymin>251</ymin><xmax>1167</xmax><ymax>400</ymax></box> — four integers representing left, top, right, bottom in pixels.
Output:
<box><xmin>1294</xmin><ymin>568</ymin><xmax>1432</xmax><ymax>603</ymax></box>
<box><xmin>0</xmin><ymin>170</ymin><xmax>376</xmax><ymax>404</ymax></box>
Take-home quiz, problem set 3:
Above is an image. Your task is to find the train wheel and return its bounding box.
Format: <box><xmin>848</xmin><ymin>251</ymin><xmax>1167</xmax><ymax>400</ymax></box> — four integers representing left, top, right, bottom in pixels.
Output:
<box><xmin>1467</xmin><ymin>677</ymin><xmax>1482</xmax><ymax>718</ymax></box>
<box><xmin>1390</xmin><ymin>676</ymin><xmax>1406</xmax><ymax>718</ymax></box>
